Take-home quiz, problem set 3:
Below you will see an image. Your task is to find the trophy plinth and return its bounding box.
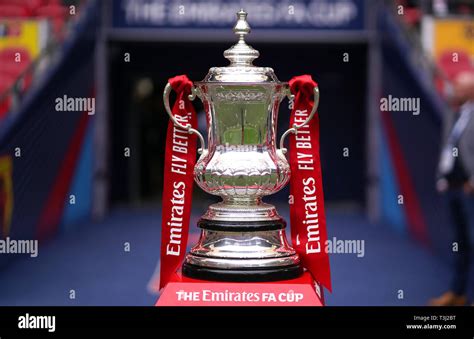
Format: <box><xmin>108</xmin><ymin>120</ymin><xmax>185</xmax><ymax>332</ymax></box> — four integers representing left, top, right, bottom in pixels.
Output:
<box><xmin>156</xmin><ymin>271</ymin><xmax>325</xmax><ymax>306</ymax></box>
<box><xmin>163</xmin><ymin>10</ymin><xmax>319</xmax><ymax>282</ymax></box>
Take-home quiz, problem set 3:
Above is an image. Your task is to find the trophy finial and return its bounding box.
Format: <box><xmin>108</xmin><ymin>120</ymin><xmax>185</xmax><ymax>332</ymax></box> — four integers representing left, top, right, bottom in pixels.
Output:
<box><xmin>224</xmin><ymin>9</ymin><xmax>259</xmax><ymax>66</ymax></box>
<box><xmin>234</xmin><ymin>9</ymin><xmax>250</xmax><ymax>41</ymax></box>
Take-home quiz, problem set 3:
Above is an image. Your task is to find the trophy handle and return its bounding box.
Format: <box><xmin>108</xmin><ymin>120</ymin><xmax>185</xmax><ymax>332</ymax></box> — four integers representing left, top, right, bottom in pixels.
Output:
<box><xmin>163</xmin><ymin>83</ymin><xmax>206</xmax><ymax>154</ymax></box>
<box><xmin>278</xmin><ymin>85</ymin><xmax>320</xmax><ymax>154</ymax></box>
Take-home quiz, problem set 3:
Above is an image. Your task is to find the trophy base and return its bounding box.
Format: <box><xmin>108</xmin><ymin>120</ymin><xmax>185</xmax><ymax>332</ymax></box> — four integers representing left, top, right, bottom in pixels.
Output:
<box><xmin>182</xmin><ymin>262</ymin><xmax>303</xmax><ymax>282</ymax></box>
<box><xmin>182</xmin><ymin>216</ymin><xmax>303</xmax><ymax>282</ymax></box>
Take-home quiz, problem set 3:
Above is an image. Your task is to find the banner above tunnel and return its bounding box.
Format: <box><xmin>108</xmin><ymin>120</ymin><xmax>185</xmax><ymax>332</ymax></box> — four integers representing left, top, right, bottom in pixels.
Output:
<box><xmin>112</xmin><ymin>0</ymin><xmax>366</xmax><ymax>30</ymax></box>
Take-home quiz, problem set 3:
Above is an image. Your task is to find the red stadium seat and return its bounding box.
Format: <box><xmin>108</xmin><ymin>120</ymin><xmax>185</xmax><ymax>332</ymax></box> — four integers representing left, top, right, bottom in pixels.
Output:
<box><xmin>403</xmin><ymin>8</ymin><xmax>421</xmax><ymax>26</ymax></box>
<box><xmin>0</xmin><ymin>47</ymin><xmax>32</xmax><ymax>72</ymax></box>
<box><xmin>0</xmin><ymin>72</ymin><xmax>15</xmax><ymax>91</ymax></box>
<box><xmin>35</xmin><ymin>4</ymin><xmax>67</xmax><ymax>36</ymax></box>
<box><xmin>0</xmin><ymin>48</ymin><xmax>33</xmax><ymax>90</ymax></box>
<box><xmin>0</xmin><ymin>0</ymin><xmax>44</xmax><ymax>16</ymax></box>
<box><xmin>34</xmin><ymin>4</ymin><xmax>67</xmax><ymax>21</ymax></box>
<box><xmin>0</xmin><ymin>96</ymin><xmax>11</xmax><ymax>119</ymax></box>
<box><xmin>437</xmin><ymin>50</ymin><xmax>473</xmax><ymax>81</ymax></box>
<box><xmin>0</xmin><ymin>4</ymin><xmax>30</xmax><ymax>17</ymax></box>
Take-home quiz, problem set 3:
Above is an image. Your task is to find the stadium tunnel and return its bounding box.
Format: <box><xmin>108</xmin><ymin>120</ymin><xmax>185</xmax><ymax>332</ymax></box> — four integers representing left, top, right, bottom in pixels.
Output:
<box><xmin>107</xmin><ymin>42</ymin><xmax>368</xmax><ymax>209</ymax></box>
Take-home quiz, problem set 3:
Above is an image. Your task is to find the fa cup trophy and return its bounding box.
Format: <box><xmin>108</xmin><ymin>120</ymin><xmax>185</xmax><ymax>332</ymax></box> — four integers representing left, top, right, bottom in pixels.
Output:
<box><xmin>162</xmin><ymin>10</ymin><xmax>320</xmax><ymax>282</ymax></box>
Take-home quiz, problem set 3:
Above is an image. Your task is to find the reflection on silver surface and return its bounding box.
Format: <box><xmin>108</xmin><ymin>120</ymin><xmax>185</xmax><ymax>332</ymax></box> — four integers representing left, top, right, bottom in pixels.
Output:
<box><xmin>202</xmin><ymin>202</ymin><xmax>280</xmax><ymax>222</ymax></box>
<box><xmin>186</xmin><ymin>229</ymin><xmax>300</xmax><ymax>269</ymax></box>
<box><xmin>191</xmin><ymin>229</ymin><xmax>295</xmax><ymax>259</ymax></box>
<box><xmin>193</xmin><ymin>82</ymin><xmax>291</xmax><ymax>204</ymax></box>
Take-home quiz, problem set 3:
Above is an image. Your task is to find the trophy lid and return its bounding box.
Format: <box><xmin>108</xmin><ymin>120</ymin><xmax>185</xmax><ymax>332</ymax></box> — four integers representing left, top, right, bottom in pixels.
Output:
<box><xmin>198</xmin><ymin>10</ymin><xmax>280</xmax><ymax>84</ymax></box>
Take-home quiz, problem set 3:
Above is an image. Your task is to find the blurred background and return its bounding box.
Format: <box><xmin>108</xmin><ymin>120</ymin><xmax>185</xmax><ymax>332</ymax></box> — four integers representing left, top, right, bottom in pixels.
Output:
<box><xmin>0</xmin><ymin>0</ymin><xmax>473</xmax><ymax>305</ymax></box>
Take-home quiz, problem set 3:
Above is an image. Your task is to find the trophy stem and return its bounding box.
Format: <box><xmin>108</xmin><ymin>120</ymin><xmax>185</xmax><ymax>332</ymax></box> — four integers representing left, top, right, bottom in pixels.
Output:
<box><xmin>222</xmin><ymin>196</ymin><xmax>262</xmax><ymax>205</ymax></box>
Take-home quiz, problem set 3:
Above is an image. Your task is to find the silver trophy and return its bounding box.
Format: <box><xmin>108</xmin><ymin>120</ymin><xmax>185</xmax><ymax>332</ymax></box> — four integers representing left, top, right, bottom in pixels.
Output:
<box><xmin>163</xmin><ymin>10</ymin><xmax>319</xmax><ymax>281</ymax></box>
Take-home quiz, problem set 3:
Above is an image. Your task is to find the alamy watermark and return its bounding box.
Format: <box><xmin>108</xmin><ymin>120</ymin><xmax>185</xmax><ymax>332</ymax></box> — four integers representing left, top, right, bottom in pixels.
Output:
<box><xmin>55</xmin><ymin>95</ymin><xmax>95</xmax><ymax>115</ymax></box>
<box><xmin>380</xmin><ymin>95</ymin><xmax>420</xmax><ymax>115</ymax></box>
<box><xmin>18</xmin><ymin>313</ymin><xmax>55</xmax><ymax>333</ymax></box>
<box><xmin>325</xmin><ymin>237</ymin><xmax>365</xmax><ymax>258</ymax></box>
<box><xmin>0</xmin><ymin>237</ymin><xmax>38</xmax><ymax>257</ymax></box>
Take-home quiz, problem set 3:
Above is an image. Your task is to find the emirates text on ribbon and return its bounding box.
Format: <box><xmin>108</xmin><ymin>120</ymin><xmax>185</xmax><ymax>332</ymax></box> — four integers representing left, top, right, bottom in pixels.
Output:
<box><xmin>294</xmin><ymin>109</ymin><xmax>322</xmax><ymax>255</ymax></box>
<box><xmin>166</xmin><ymin>114</ymin><xmax>191</xmax><ymax>256</ymax></box>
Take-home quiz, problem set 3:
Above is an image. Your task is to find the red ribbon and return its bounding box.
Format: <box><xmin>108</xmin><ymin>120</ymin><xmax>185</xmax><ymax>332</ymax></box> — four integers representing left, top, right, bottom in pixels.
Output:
<box><xmin>288</xmin><ymin>75</ymin><xmax>331</xmax><ymax>292</ymax></box>
<box><xmin>159</xmin><ymin>75</ymin><xmax>198</xmax><ymax>289</ymax></box>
